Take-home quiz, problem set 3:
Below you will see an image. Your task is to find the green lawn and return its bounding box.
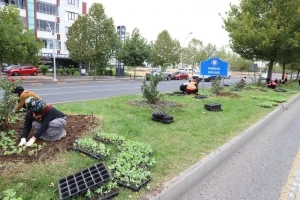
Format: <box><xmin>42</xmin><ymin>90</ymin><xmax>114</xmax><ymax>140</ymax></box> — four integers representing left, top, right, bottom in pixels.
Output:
<box><xmin>0</xmin><ymin>82</ymin><xmax>299</xmax><ymax>200</ymax></box>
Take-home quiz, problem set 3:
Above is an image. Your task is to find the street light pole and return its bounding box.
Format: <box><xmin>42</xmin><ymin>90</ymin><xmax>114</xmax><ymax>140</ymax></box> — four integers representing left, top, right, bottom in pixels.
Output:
<box><xmin>47</xmin><ymin>9</ymin><xmax>58</xmax><ymax>81</ymax></box>
<box><xmin>181</xmin><ymin>32</ymin><xmax>193</xmax><ymax>69</ymax></box>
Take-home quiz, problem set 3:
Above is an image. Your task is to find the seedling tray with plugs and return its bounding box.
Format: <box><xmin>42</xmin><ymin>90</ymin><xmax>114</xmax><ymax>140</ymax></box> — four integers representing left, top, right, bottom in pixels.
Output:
<box><xmin>117</xmin><ymin>177</ymin><xmax>151</xmax><ymax>192</ymax></box>
<box><xmin>72</xmin><ymin>146</ymin><xmax>103</xmax><ymax>160</ymax></box>
<box><xmin>58</xmin><ymin>163</ymin><xmax>111</xmax><ymax>200</ymax></box>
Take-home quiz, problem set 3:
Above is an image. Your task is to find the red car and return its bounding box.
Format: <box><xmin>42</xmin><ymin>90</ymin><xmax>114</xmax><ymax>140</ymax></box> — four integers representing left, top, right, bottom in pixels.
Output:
<box><xmin>8</xmin><ymin>66</ymin><xmax>39</xmax><ymax>76</ymax></box>
<box><xmin>172</xmin><ymin>72</ymin><xmax>189</xmax><ymax>80</ymax></box>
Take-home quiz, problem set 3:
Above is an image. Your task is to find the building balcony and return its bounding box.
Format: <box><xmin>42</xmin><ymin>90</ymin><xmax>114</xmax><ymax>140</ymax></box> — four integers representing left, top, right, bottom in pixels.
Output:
<box><xmin>0</xmin><ymin>1</ymin><xmax>26</xmax><ymax>9</ymax></box>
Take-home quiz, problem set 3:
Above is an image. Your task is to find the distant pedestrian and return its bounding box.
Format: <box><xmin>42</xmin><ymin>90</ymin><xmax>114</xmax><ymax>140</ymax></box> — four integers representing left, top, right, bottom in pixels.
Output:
<box><xmin>179</xmin><ymin>80</ymin><xmax>191</xmax><ymax>92</ymax></box>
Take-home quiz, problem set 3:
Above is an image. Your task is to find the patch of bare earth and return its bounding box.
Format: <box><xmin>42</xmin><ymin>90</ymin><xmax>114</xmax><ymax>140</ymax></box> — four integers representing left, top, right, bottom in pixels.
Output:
<box><xmin>0</xmin><ymin>115</ymin><xmax>98</xmax><ymax>168</ymax></box>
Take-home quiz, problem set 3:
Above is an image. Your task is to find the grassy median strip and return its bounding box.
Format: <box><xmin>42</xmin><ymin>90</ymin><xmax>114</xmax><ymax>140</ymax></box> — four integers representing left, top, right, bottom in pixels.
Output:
<box><xmin>0</xmin><ymin>82</ymin><xmax>299</xmax><ymax>200</ymax></box>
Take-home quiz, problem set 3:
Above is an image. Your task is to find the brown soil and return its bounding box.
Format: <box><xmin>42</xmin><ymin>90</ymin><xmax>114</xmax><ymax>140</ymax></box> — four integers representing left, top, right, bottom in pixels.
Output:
<box><xmin>217</xmin><ymin>92</ymin><xmax>241</xmax><ymax>98</ymax></box>
<box><xmin>0</xmin><ymin>114</ymin><xmax>98</xmax><ymax>164</ymax></box>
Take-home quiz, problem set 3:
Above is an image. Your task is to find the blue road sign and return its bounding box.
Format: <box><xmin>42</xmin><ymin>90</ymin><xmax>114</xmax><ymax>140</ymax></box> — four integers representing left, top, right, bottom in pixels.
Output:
<box><xmin>200</xmin><ymin>57</ymin><xmax>229</xmax><ymax>76</ymax></box>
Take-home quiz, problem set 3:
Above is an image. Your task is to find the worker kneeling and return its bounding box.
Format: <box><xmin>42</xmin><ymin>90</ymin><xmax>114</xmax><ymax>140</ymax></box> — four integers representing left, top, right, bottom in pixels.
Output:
<box><xmin>186</xmin><ymin>78</ymin><xmax>200</xmax><ymax>94</ymax></box>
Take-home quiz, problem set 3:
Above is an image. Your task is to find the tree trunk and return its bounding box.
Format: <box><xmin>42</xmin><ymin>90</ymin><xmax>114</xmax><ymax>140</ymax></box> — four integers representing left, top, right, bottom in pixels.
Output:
<box><xmin>134</xmin><ymin>67</ymin><xmax>136</xmax><ymax>79</ymax></box>
<box><xmin>267</xmin><ymin>60</ymin><xmax>274</xmax><ymax>80</ymax></box>
<box><xmin>88</xmin><ymin>62</ymin><xmax>91</xmax><ymax>72</ymax></box>
<box><xmin>282</xmin><ymin>62</ymin><xmax>286</xmax><ymax>80</ymax></box>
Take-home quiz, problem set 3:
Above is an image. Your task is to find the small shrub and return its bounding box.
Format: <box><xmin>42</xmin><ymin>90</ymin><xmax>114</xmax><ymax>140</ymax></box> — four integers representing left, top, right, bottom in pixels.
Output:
<box><xmin>74</xmin><ymin>71</ymin><xmax>80</xmax><ymax>76</ymax></box>
<box><xmin>211</xmin><ymin>76</ymin><xmax>223</xmax><ymax>95</ymax></box>
<box><xmin>256</xmin><ymin>76</ymin><xmax>263</xmax><ymax>87</ymax></box>
<box><xmin>58</xmin><ymin>68</ymin><xmax>64</xmax><ymax>75</ymax></box>
<box><xmin>88</xmin><ymin>71</ymin><xmax>94</xmax><ymax>76</ymax></box>
<box><xmin>39</xmin><ymin>65</ymin><xmax>48</xmax><ymax>75</ymax></box>
<box><xmin>141</xmin><ymin>74</ymin><xmax>162</xmax><ymax>104</ymax></box>
<box><xmin>70</xmin><ymin>68</ymin><xmax>75</xmax><ymax>75</ymax></box>
<box><xmin>65</xmin><ymin>68</ymin><xmax>71</xmax><ymax>75</ymax></box>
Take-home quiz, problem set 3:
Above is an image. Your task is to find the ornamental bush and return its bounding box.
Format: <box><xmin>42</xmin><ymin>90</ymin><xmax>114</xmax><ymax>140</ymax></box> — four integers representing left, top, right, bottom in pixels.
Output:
<box><xmin>141</xmin><ymin>74</ymin><xmax>162</xmax><ymax>104</ymax></box>
<box><xmin>0</xmin><ymin>77</ymin><xmax>21</xmax><ymax>131</ymax></box>
<box><xmin>39</xmin><ymin>65</ymin><xmax>48</xmax><ymax>75</ymax></box>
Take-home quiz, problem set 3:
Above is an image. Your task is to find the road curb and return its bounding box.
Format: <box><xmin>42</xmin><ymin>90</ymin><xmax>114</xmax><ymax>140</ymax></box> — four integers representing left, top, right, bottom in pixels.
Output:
<box><xmin>149</xmin><ymin>94</ymin><xmax>300</xmax><ymax>200</ymax></box>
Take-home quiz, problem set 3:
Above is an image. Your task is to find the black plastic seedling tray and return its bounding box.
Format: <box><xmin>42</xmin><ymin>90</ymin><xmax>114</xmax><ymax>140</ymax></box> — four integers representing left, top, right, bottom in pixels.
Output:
<box><xmin>91</xmin><ymin>188</ymin><xmax>120</xmax><ymax>200</ymax></box>
<box><xmin>58</xmin><ymin>163</ymin><xmax>111</xmax><ymax>200</ymax></box>
<box><xmin>117</xmin><ymin>178</ymin><xmax>151</xmax><ymax>192</ymax></box>
<box><xmin>72</xmin><ymin>146</ymin><xmax>103</xmax><ymax>160</ymax></box>
<box><xmin>194</xmin><ymin>95</ymin><xmax>207</xmax><ymax>99</ymax></box>
<box><xmin>152</xmin><ymin>110</ymin><xmax>166</xmax><ymax>119</ymax></box>
<box><xmin>204</xmin><ymin>103</ymin><xmax>222</xmax><ymax>111</ymax></box>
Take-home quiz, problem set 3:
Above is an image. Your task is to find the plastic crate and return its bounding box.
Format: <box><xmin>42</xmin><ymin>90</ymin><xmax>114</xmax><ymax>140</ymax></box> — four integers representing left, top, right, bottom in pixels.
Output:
<box><xmin>152</xmin><ymin>110</ymin><xmax>166</xmax><ymax>119</ymax></box>
<box><xmin>58</xmin><ymin>163</ymin><xmax>111</xmax><ymax>200</ymax></box>
<box><xmin>204</xmin><ymin>103</ymin><xmax>222</xmax><ymax>111</ymax></box>
<box><xmin>72</xmin><ymin>146</ymin><xmax>103</xmax><ymax>160</ymax></box>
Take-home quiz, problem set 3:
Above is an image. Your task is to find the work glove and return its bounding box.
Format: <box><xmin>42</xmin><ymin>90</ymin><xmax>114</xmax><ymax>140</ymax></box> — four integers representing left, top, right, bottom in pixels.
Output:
<box><xmin>18</xmin><ymin>138</ymin><xmax>27</xmax><ymax>146</ymax></box>
<box><xmin>26</xmin><ymin>137</ymin><xmax>36</xmax><ymax>147</ymax></box>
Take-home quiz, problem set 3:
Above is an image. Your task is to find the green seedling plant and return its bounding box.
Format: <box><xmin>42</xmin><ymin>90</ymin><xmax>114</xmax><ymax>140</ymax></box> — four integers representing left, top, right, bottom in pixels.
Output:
<box><xmin>95</xmin><ymin>131</ymin><xmax>125</xmax><ymax>145</ymax></box>
<box><xmin>251</xmin><ymin>95</ymin><xmax>286</xmax><ymax>103</ymax></box>
<box><xmin>73</xmin><ymin>137</ymin><xmax>110</xmax><ymax>157</ymax></box>
<box><xmin>0</xmin><ymin>189</ymin><xmax>23</xmax><ymax>200</ymax></box>
<box><xmin>258</xmin><ymin>101</ymin><xmax>278</xmax><ymax>108</ymax></box>
<box><xmin>94</xmin><ymin>181</ymin><xmax>118</xmax><ymax>195</ymax></box>
<box><xmin>0</xmin><ymin>130</ymin><xmax>26</xmax><ymax>155</ymax></box>
<box><xmin>109</xmin><ymin>140</ymin><xmax>155</xmax><ymax>188</ymax></box>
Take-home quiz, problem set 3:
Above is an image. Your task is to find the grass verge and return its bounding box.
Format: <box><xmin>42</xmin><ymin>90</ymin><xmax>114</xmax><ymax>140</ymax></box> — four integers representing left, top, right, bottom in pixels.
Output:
<box><xmin>0</xmin><ymin>82</ymin><xmax>299</xmax><ymax>200</ymax></box>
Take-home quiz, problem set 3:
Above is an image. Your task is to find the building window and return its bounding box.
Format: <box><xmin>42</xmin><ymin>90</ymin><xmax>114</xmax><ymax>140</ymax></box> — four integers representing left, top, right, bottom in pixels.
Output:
<box><xmin>66</xmin><ymin>11</ymin><xmax>78</xmax><ymax>21</ymax></box>
<box><xmin>36</xmin><ymin>19</ymin><xmax>59</xmax><ymax>33</ymax></box>
<box><xmin>37</xmin><ymin>1</ymin><xmax>58</xmax><ymax>16</ymax></box>
<box><xmin>65</xmin><ymin>0</ymin><xmax>78</xmax><ymax>7</ymax></box>
<box><xmin>39</xmin><ymin>38</ymin><xmax>61</xmax><ymax>50</ymax></box>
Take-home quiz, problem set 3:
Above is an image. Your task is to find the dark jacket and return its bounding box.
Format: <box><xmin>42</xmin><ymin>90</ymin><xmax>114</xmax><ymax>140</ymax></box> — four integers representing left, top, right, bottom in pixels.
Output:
<box><xmin>21</xmin><ymin>107</ymin><xmax>65</xmax><ymax>139</ymax></box>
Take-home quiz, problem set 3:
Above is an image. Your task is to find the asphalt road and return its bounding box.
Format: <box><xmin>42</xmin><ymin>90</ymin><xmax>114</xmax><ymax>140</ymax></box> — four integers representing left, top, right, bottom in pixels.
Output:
<box><xmin>178</xmin><ymin>93</ymin><xmax>300</xmax><ymax>200</ymax></box>
<box><xmin>0</xmin><ymin>77</ymin><xmax>242</xmax><ymax>104</ymax></box>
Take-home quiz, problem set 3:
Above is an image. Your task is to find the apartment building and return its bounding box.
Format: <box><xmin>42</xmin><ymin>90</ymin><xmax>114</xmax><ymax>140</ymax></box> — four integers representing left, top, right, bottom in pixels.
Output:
<box><xmin>0</xmin><ymin>0</ymin><xmax>87</xmax><ymax>69</ymax></box>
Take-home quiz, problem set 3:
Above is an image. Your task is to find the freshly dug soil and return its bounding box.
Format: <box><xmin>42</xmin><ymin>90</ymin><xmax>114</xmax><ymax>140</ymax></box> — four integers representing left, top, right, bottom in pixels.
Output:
<box><xmin>0</xmin><ymin>114</ymin><xmax>98</xmax><ymax>164</ymax></box>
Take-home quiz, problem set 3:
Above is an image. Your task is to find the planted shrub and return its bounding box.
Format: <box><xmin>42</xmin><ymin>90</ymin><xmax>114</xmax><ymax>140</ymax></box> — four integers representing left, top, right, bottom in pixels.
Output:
<box><xmin>70</xmin><ymin>68</ymin><xmax>75</xmax><ymax>75</ymax></box>
<box><xmin>58</xmin><ymin>68</ymin><xmax>64</xmax><ymax>75</ymax></box>
<box><xmin>39</xmin><ymin>65</ymin><xmax>48</xmax><ymax>75</ymax></box>
<box><xmin>141</xmin><ymin>74</ymin><xmax>162</xmax><ymax>104</ymax></box>
<box><xmin>0</xmin><ymin>77</ymin><xmax>21</xmax><ymax>131</ymax></box>
<box><xmin>74</xmin><ymin>71</ymin><xmax>80</xmax><ymax>76</ymax></box>
<box><xmin>65</xmin><ymin>68</ymin><xmax>70</xmax><ymax>75</ymax></box>
<box><xmin>211</xmin><ymin>76</ymin><xmax>222</xmax><ymax>95</ymax></box>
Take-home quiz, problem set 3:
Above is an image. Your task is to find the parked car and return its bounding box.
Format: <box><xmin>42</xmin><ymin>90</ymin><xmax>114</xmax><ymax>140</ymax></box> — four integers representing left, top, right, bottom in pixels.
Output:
<box><xmin>223</xmin><ymin>72</ymin><xmax>231</xmax><ymax>79</ymax></box>
<box><xmin>178</xmin><ymin>68</ymin><xmax>187</xmax><ymax>73</ymax></box>
<box><xmin>192</xmin><ymin>74</ymin><xmax>220</xmax><ymax>82</ymax></box>
<box><xmin>172</xmin><ymin>72</ymin><xmax>189</xmax><ymax>80</ymax></box>
<box><xmin>1</xmin><ymin>65</ymin><xmax>21</xmax><ymax>74</ymax></box>
<box><xmin>260</xmin><ymin>73</ymin><xmax>267</xmax><ymax>80</ymax></box>
<box><xmin>7</xmin><ymin>65</ymin><xmax>39</xmax><ymax>76</ymax></box>
<box><xmin>145</xmin><ymin>69</ymin><xmax>173</xmax><ymax>81</ymax></box>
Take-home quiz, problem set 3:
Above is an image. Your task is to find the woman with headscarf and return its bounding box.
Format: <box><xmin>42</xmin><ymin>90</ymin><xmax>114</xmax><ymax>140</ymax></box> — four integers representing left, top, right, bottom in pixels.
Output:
<box><xmin>12</xmin><ymin>86</ymin><xmax>41</xmax><ymax>113</ymax></box>
<box><xmin>18</xmin><ymin>97</ymin><xmax>67</xmax><ymax>147</ymax></box>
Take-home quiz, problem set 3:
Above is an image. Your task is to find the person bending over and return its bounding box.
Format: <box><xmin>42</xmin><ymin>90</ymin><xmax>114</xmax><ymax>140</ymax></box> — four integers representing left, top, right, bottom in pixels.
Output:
<box><xmin>18</xmin><ymin>97</ymin><xmax>67</xmax><ymax>147</ymax></box>
<box><xmin>12</xmin><ymin>86</ymin><xmax>41</xmax><ymax>113</ymax></box>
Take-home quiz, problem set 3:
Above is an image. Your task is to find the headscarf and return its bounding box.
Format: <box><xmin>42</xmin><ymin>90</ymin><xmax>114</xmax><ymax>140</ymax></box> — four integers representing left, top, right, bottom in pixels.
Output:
<box><xmin>25</xmin><ymin>97</ymin><xmax>51</xmax><ymax>121</ymax></box>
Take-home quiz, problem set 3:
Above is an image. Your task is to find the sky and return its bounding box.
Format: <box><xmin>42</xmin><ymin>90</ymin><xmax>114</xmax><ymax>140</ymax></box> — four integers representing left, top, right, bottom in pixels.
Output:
<box><xmin>87</xmin><ymin>0</ymin><xmax>240</xmax><ymax>49</ymax></box>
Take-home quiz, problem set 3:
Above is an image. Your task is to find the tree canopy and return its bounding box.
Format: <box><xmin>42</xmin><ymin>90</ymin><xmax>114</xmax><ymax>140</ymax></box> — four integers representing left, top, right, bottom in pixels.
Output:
<box><xmin>117</xmin><ymin>28</ymin><xmax>150</xmax><ymax>68</ymax></box>
<box><xmin>66</xmin><ymin>3</ymin><xmax>121</xmax><ymax>76</ymax></box>
<box><xmin>152</xmin><ymin>30</ymin><xmax>181</xmax><ymax>69</ymax></box>
<box><xmin>223</xmin><ymin>0</ymin><xmax>300</xmax><ymax>79</ymax></box>
<box><xmin>0</xmin><ymin>6</ymin><xmax>42</xmax><ymax>68</ymax></box>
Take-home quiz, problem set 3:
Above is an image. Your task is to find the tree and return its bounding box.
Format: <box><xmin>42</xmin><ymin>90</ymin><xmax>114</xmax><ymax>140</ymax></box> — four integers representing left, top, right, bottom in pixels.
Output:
<box><xmin>204</xmin><ymin>43</ymin><xmax>217</xmax><ymax>58</ymax></box>
<box><xmin>223</xmin><ymin>0</ymin><xmax>300</xmax><ymax>80</ymax></box>
<box><xmin>66</xmin><ymin>15</ymin><xmax>89</xmax><ymax>64</ymax></box>
<box><xmin>182</xmin><ymin>38</ymin><xmax>207</xmax><ymax>73</ymax></box>
<box><xmin>0</xmin><ymin>6</ymin><xmax>42</xmax><ymax>70</ymax></box>
<box><xmin>66</xmin><ymin>3</ymin><xmax>121</xmax><ymax>79</ymax></box>
<box><xmin>117</xmin><ymin>28</ymin><xmax>150</xmax><ymax>79</ymax></box>
<box><xmin>152</xmin><ymin>30</ymin><xmax>181</xmax><ymax>69</ymax></box>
